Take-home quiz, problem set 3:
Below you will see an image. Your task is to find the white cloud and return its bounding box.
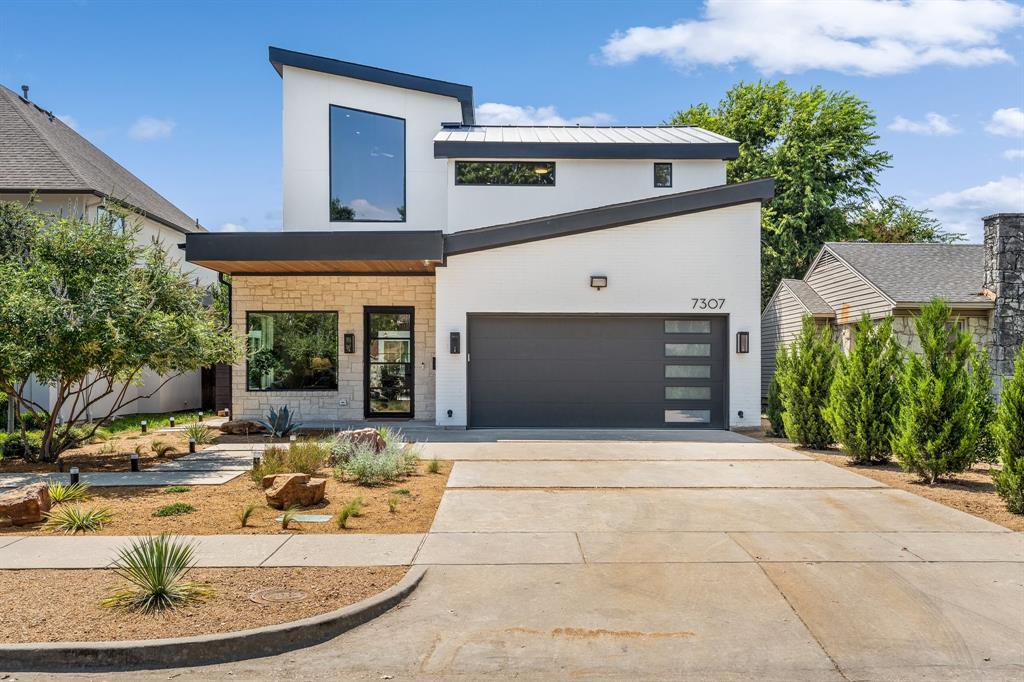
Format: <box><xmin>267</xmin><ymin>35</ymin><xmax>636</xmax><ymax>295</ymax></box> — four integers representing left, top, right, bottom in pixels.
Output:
<box><xmin>56</xmin><ymin>114</ymin><xmax>78</xmax><ymax>130</ymax></box>
<box><xmin>216</xmin><ymin>223</ymin><xmax>246</xmax><ymax>232</ymax></box>
<box><xmin>475</xmin><ymin>103</ymin><xmax>615</xmax><ymax>126</ymax></box>
<box><xmin>1003</xmin><ymin>149</ymin><xmax>1024</xmax><ymax>160</ymax></box>
<box><xmin>926</xmin><ymin>175</ymin><xmax>1024</xmax><ymax>241</ymax></box>
<box><xmin>128</xmin><ymin>116</ymin><xmax>176</xmax><ymax>140</ymax></box>
<box><xmin>985</xmin><ymin>107</ymin><xmax>1024</xmax><ymax>137</ymax></box>
<box><xmin>600</xmin><ymin>0</ymin><xmax>1020</xmax><ymax>76</ymax></box>
<box><xmin>349</xmin><ymin>199</ymin><xmax>400</xmax><ymax>221</ymax></box>
<box><xmin>214</xmin><ymin>221</ymin><xmax>281</xmax><ymax>233</ymax></box>
<box><xmin>888</xmin><ymin>113</ymin><xmax>959</xmax><ymax>135</ymax></box>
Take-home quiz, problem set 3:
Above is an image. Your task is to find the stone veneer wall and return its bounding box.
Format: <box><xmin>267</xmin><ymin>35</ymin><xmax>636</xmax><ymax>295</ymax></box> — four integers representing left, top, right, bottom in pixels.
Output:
<box><xmin>983</xmin><ymin>213</ymin><xmax>1024</xmax><ymax>393</ymax></box>
<box><xmin>231</xmin><ymin>275</ymin><xmax>436</xmax><ymax>422</ymax></box>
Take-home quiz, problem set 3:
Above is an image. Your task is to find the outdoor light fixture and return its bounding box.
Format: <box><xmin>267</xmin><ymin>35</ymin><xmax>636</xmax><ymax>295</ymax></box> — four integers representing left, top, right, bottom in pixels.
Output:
<box><xmin>344</xmin><ymin>333</ymin><xmax>355</xmax><ymax>354</ymax></box>
<box><xmin>450</xmin><ymin>331</ymin><xmax>461</xmax><ymax>354</ymax></box>
<box><xmin>140</xmin><ymin>420</ymin><xmax>147</xmax><ymax>434</ymax></box>
<box><xmin>590</xmin><ymin>275</ymin><xmax>608</xmax><ymax>290</ymax></box>
<box><xmin>189</xmin><ymin>438</ymin><xmax>196</xmax><ymax>454</ymax></box>
<box><xmin>533</xmin><ymin>165</ymin><xmax>551</xmax><ymax>175</ymax></box>
<box><xmin>130</xmin><ymin>454</ymin><xmax>140</xmax><ymax>472</ymax></box>
<box><xmin>169</xmin><ymin>416</ymin><xmax>175</xmax><ymax>428</ymax></box>
<box><xmin>69</xmin><ymin>467</ymin><xmax>80</xmax><ymax>485</ymax></box>
<box><xmin>736</xmin><ymin>331</ymin><xmax>750</xmax><ymax>354</ymax></box>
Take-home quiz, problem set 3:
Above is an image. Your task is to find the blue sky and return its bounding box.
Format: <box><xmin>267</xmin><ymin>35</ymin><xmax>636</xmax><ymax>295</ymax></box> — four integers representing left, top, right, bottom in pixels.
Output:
<box><xmin>2</xmin><ymin>0</ymin><xmax>1022</xmax><ymax>242</ymax></box>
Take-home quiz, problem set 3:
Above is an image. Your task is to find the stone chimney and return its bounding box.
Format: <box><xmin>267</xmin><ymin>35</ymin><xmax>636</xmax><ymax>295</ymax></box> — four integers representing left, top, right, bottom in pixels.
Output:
<box><xmin>983</xmin><ymin>213</ymin><xmax>1024</xmax><ymax>393</ymax></box>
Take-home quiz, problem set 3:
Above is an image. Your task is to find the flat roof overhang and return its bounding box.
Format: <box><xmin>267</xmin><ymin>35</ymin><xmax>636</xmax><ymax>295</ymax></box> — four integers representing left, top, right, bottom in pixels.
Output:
<box><xmin>184</xmin><ymin>231</ymin><xmax>445</xmax><ymax>275</ymax></box>
<box><xmin>434</xmin><ymin>140</ymin><xmax>740</xmax><ymax>160</ymax></box>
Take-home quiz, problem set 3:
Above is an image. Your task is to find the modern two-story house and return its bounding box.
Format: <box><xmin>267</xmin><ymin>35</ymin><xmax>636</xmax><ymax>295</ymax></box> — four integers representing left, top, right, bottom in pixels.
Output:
<box><xmin>185</xmin><ymin>47</ymin><xmax>773</xmax><ymax>430</ymax></box>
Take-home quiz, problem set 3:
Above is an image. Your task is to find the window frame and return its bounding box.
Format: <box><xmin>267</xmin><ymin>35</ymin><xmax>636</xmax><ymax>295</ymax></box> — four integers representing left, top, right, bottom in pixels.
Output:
<box><xmin>654</xmin><ymin>162</ymin><xmax>673</xmax><ymax>188</ymax></box>
<box><xmin>245</xmin><ymin>310</ymin><xmax>340</xmax><ymax>393</ymax></box>
<box><xmin>328</xmin><ymin>104</ymin><xmax>407</xmax><ymax>224</ymax></box>
<box><xmin>454</xmin><ymin>160</ymin><xmax>557</xmax><ymax>186</ymax></box>
<box><xmin>96</xmin><ymin>205</ymin><xmax>126</xmax><ymax>234</ymax></box>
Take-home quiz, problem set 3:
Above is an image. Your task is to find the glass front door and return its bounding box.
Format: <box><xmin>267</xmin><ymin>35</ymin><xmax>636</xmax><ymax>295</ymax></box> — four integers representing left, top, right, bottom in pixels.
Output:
<box><xmin>365</xmin><ymin>308</ymin><xmax>414</xmax><ymax>418</ymax></box>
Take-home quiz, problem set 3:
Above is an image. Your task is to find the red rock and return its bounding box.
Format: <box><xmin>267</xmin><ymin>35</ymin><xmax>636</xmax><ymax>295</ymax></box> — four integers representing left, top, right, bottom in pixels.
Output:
<box><xmin>0</xmin><ymin>482</ymin><xmax>51</xmax><ymax>526</ymax></box>
<box><xmin>263</xmin><ymin>473</ymin><xmax>326</xmax><ymax>509</ymax></box>
<box><xmin>219</xmin><ymin>420</ymin><xmax>268</xmax><ymax>435</ymax></box>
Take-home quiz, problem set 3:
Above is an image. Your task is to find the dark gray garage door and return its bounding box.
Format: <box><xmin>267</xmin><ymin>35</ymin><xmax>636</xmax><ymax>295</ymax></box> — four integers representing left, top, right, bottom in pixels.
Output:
<box><xmin>467</xmin><ymin>315</ymin><xmax>727</xmax><ymax>428</ymax></box>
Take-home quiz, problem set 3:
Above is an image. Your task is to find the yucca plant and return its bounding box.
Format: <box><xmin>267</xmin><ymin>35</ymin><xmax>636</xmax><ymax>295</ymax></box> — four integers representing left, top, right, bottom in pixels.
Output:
<box><xmin>102</xmin><ymin>534</ymin><xmax>212</xmax><ymax>613</ymax></box>
<box><xmin>185</xmin><ymin>422</ymin><xmax>214</xmax><ymax>445</ymax></box>
<box><xmin>44</xmin><ymin>505</ymin><xmax>113</xmax><ymax>534</ymax></box>
<box><xmin>47</xmin><ymin>481</ymin><xmax>91</xmax><ymax>504</ymax></box>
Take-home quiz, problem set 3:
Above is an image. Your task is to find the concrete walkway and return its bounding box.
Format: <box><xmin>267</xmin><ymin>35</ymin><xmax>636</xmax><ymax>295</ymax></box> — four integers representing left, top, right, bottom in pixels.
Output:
<box><xmin>10</xmin><ymin>432</ymin><xmax>1024</xmax><ymax>681</ymax></box>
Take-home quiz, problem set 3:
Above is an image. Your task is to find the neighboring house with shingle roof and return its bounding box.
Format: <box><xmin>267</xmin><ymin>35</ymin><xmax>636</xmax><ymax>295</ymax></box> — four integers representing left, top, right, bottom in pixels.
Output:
<box><xmin>762</xmin><ymin>214</ymin><xmax>1024</xmax><ymax>403</ymax></box>
<box><xmin>0</xmin><ymin>83</ymin><xmax>217</xmax><ymax>417</ymax></box>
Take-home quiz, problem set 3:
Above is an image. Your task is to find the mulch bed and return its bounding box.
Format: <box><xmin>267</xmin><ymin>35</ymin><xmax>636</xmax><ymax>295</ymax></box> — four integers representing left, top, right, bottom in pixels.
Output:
<box><xmin>756</xmin><ymin>434</ymin><xmax>1024</xmax><ymax>532</ymax></box>
<box><xmin>0</xmin><ymin>431</ymin><xmax>211</xmax><ymax>473</ymax></box>
<box><xmin>0</xmin><ymin>459</ymin><xmax>450</xmax><ymax>536</ymax></box>
<box><xmin>0</xmin><ymin>566</ymin><xmax>406</xmax><ymax>642</ymax></box>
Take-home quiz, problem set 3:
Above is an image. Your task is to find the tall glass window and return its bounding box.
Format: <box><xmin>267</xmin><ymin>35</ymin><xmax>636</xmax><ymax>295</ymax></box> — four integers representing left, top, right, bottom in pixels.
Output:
<box><xmin>247</xmin><ymin>312</ymin><xmax>339</xmax><ymax>391</ymax></box>
<box><xmin>329</xmin><ymin>106</ymin><xmax>406</xmax><ymax>222</ymax></box>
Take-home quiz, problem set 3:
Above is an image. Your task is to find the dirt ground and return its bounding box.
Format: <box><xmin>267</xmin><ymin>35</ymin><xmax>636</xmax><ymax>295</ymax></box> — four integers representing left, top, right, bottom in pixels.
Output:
<box><xmin>0</xmin><ymin>565</ymin><xmax>405</xmax><ymax>642</ymax></box>
<box><xmin>0</xmin><ymin>430</ymin><xmax>213</xmax><ymax>473</ymax></box>
<box><xmin>757</xmin><ymin>434</ymin><xmax>1024</xmax><ymax>532</ymax></box>
<box><xmin>0</xmin><ymin>459</ymin><xmax>450</xmax><ymax>536</ymax></box>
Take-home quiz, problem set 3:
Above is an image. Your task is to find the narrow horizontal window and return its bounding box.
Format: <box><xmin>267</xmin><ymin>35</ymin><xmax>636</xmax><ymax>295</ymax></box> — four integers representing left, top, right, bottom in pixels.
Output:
<box><xmin>666</xmin><ymin>343</ymin><xmax>711</xmax><ymax>357</ymax></box>
<box><xmin>455</xmin><ymin>161</ymin><xmax>555</xmax><ymax>186</ymax></box>
<box><xmin>247</xmin><ymin>312</ymin><xmax>338</xmax><ymax>391</ymax></box>
<box><xmin>665</xmin><ymin>320</ymin><xmax>710</xmax><ymax>334</ymax></box>
<box><xmin>665</xmin><ymin>365</ymin><xmax>711</xmax><ymax>379</ymax></box>
<box><xmin>666</xmin><ymin>386</ymin><xmax>711</xmax><ymax>400</ymax></box>
<box><xmin>654</xmin><ymin>162</ymin><xmax>672</xmax><ymax>188</ymax></box>
<box><xmin>665</xmin><ymin>409</ymin><xmax>710</xmax><ymax>424</ymax></box>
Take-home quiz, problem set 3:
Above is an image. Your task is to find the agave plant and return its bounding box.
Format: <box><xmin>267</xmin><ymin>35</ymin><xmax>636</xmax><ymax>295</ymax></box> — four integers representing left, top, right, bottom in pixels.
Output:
<box><xmin>257</xmin><ymin>405</ymin><xmax>302</xmax><ymax>438</ymax></box>
<box><xmin>47</xmin><ymin>481</ymin><xmax>91</xmax><ymax>504</ymax></box>
<box><xmin>102</xmin><ymin>534</ymin><xmax>212</xmax><ymax>613</ymax></box>
<box><xmin>44</xmin><ymin>505</ymin><xmax>112</xmax><ymax>534</ymax></box>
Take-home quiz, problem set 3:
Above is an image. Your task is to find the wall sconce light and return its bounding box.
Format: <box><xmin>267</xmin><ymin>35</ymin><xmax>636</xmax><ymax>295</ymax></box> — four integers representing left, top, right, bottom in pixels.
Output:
<box><xmin>736</xmin><ymin>331</ymin><xmax>750</xmax><ymax>354</ymax></box>
<box><xmin>343</xmin><ymin>333</ymin><xmax>355</xmax><ymax>354</ymax></box>
<box><xmin>450</xmin><ymin>331</ymin><xmax>461</xmax><ymax>354</ymax></box>
<box><xmin>590</xmin><ymin>275</ymin><xmax>608</xmax><ymax>290</ymax></box>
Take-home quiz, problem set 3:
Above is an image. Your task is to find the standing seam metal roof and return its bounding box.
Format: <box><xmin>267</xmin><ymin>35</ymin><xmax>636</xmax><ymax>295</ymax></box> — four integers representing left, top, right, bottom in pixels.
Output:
<box><xmin>434</xmin><ymin>125</ymin><xmax>737</xmax><ymax>145</ymax></box>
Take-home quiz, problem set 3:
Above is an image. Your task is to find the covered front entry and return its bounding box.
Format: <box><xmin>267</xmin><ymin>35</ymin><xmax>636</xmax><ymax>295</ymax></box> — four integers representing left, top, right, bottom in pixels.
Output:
<box><xmin>467</xmin><ymin>314</ymin><xmax>727</xmax><ymax>429</ymax></box>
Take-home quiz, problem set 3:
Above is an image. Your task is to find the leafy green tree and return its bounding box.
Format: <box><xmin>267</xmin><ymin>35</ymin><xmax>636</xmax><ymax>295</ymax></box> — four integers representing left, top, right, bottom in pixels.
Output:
<box><xmin>993</xmin><ymin>352</ymin><xmax>1024</xmax><ymax>513</ymax></box>
<box><xmin>849</xmin><ymin>195</ymin><xmax>963</xmax><ymax>244</ymax></box>
<box><xmin>891</xmin><ymin>300</ymin><xmax>979</xmax><ymax>483</ymax></box>
<box><xmin>823</xmin><ymin>315</ymin><xmax>904</xmax><ymax>464</ymax></box>
<box><xmin>0</xmin><ymin>202</ymin><xmax>240</xmax><ymax>461</ymax></box>
<box><xmin>670</xmin><ymin>81</ymin><xmax>891</xmax><ymax>304</ymax></box>
<box><xmin>777</xmin><ymin>316</ymin><xmax>838</xmax><ymax>448</ymax></box>
<box><xmin>970</xmin><ymin>348</ymin><xmax>998</xmax><ymax>465</ymax></box>
<box><xmin>765</xmin><ymin>349</ymin><xmax>787</xmax><ymax>438</ymax></box>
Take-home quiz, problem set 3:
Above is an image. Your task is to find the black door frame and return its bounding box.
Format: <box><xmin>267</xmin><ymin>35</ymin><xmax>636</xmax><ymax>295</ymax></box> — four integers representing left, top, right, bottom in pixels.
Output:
<box><xmin>364</xmin><ymin>306</ymin><xmax>415</xmax><ymax>419</ymax></box>
<box><xmin>465</xmin><ymin>312</ymin><xmax>730</xmax><ymax>430</ymax></box>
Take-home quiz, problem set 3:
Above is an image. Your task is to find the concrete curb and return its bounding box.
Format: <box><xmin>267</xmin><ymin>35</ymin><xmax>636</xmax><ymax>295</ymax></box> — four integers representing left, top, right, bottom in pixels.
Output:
<box><xmin>0</xmin><ymin>565</ymin><xmax>427</xmax><ymax>671</ymax></box>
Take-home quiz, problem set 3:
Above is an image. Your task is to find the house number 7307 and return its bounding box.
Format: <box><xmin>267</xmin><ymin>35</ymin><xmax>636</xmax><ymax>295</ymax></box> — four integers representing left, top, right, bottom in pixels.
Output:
<box><xmin>691</xmin><ymin>298</ymin><xmax>726</xmax><ymax>310</ymax></box>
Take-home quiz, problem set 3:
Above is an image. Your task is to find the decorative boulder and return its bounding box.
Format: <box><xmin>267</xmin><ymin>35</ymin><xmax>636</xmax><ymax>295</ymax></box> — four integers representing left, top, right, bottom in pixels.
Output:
<box><xmin>262</xmin><ymin>473</ymin><xmax>326</xmax><ymax>509</ymax></box>
<box><xmin>219</xmin><ymin>419</ymin><xmax>269</xmax><ymax>435</ymax></box>
<box><xmin>338</xmin><ymin>428</ymin><xmax>387</xmax><ymax>453</ymax></box>
<box><xmin>0</xmin><ymin>482</ymin><xmax>51</xmax><ymax>526</ymax></box>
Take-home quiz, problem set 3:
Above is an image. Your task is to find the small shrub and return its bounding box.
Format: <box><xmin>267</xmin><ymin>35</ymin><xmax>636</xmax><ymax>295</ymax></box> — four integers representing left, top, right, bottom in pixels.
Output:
<box><xmin>185</xmin><ymin>422</ymin><xmax>214</xmax><ymax>445</ymax></box>
<box><xmin>88</xmin><ymin>428</ymin><xmax>112</xmax><ymax>443</ymax></box>
<box><xmin>337</xmin><ymin>440</ymin><xmax>419</xmax><ymax>486</ymax></box>
<box><xmin>2</xmin><ymin>430</ymin><xmax>43</xmax><ymax>459</ymax></box>
<box><xmin>47</xmin><ymin>481</ymin><xmax>91</xmax><ymax>504</ymax></box>
<box><xmin>17</xmin><ymin>411</ymin><xmax>50</xmax><ymax>430</ymax></box>
<box><xmin>777</xmin><ymin>316</ymin><xmax>838</xmax><ymax>449</ymax></box>
<box><xmin>165</xmin><ymin>485</ymin><xmax>191</xmax><ymax>494</ymax></box>
<box><xmin>427</xmin><ymin>457</ymin><xmax>441</xmax><ymax>474</ymax></box>
<box><xmin>892</xmin><ymin>300</ymin><xmax>980</xmax><ymax>483</ymax></box>
<box><xmin>393</xmin><ymin>488</ymin><xmax>411</xmax><ymax>496</ymax></box>
<box><xmin>150</xmin><ymin>441</ymin><xmax>177</xmax><ymax>458</ymax></box>
<box><xmin>335</xmin><ymin>498</ymin><xmax>363</xmax><ymax>528</ymax></box>
<box><xmin>256</xmin><ymin>405</ymin><xmax>301</xmax><ymax>438</ymax></box>
<box><xmin>101</xmin><ymin>534</ymin><xmax>212</xmax><ymax>613</ymax></box>
<box><xmin>44</xmin><ymin>505</ymin><xmax>113</xmax><ymax>533</ymax></box>
<box><xmin>993</xmin><ymin>354</ymin><xmax>1024</xmax><ymax>513</ymax></box>
<box><xmin>251</xmin><ymin>442</ymin><xmax>326</xmax><ymax>482</ymax></box>
<box><xmin>765</xmin><ymin>358</ymin><xmax>787</xmax><ymax>438</ymax></box>
<box><xmin>134</xmin><ymin>443</ymin><xmax>145</xmax><ymax>457</ymax></box>
<box><xmin>238</xmin><ymin>502</ymin><xmax>259</xmax><ymax>528</ymax></box>
<box><xmin>99</xmin><ymin>442</ymin><xmax>117</xmax><ymax>454</ymax></box>
<box><xmin>388</xmin><ymin>496</ymin><xmax>399</xmax><ymax>514</ymax></box>
<box><xmin>280</xmin><ymin>505</ymin><xmax>300</xmax><ymax>530</ymax></box>
<box><xmin>823</xmin><ymin>315</ymin><xmax>904</xmax><ymax>464</ymax></box>
<box><xmin>153</xmin><ymin>502</ymin><xmax>195</xmax><ymax>517</ymax></box>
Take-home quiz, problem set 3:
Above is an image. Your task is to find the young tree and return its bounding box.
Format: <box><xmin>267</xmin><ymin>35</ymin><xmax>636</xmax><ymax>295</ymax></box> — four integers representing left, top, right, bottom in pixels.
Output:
<box><xmin>0</xmin><ymin>202</ymin><xmax>239</xmax><ymax>461</ymax></box>
<box><xmin>765</xmin><ymin>350</ymin><xmax>787</xmax><ymax>438</ymax></box>
<box><xmin>891</xmin><ymin>300</ymin><xmax>979</xmax><ymax>483</ymax></box>
<box><xmin>993</xmin><ymin>352</ymin><xmax>1024</xmax><ymax>513</ymax></box>
<box><xmin>823</xmin><ymin>315</ymin><xmax>904</xmax><ymax>464</ymax></box>
<box><xmin>970</xmin><ymin>348</ymin><xmax>998</xmax><ymax>465</ymax></box>
<box><xmin>777</xmin><ymin>316</ymin><xmax>838</xmax><ymax>449</ymax></box>
<box><xmin>849</xmin><ymin>195</ymin><xmax>963</xmax><ymax>244</ymax></box>
<box><xmin>670</xmin><ymin>81</ymin><xmax>892</xmax><ymax>304</ymax></box>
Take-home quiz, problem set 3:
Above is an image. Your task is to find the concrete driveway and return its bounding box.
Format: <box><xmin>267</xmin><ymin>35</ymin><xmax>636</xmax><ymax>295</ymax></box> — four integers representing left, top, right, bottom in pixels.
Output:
<box><xmin>34</xmin><ymin>432</ymin><xmax>1024</xmax><ymax>681</ymax></box>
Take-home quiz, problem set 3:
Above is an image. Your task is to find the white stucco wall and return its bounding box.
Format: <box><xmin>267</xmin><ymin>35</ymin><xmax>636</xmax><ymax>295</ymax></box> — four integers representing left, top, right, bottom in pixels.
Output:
<box><xmin>434</xmin><ymin>202</ymin><xmax>763</xmax><ymax>429</ymax></box>
<box><xmin>446</xmin><ymin>159</ymin><xmax>726</xmax><ymax>232</ymax></box>
<box><xmin>281</xmin><ymin>65</ymin><xmax>463</xmax><ymax>232</ymax></box>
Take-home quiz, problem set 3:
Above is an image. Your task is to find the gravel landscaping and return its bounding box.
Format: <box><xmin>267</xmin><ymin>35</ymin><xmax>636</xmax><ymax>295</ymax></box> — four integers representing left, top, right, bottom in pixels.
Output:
<box><xmin>0</xmin><ymin>566</ymin><xmax>406</xmax><ymax>642</ymax></box>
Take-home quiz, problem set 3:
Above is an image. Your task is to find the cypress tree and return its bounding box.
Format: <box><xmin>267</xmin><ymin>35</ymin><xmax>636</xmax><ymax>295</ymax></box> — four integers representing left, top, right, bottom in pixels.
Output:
<box><xmin>993</xmin><ymin>353</ymin><xmax>1024</xmax><ymax>513</ymax></box>
<box><xmin>823</xmin><ymin>315</ymin><xmax>903</xmax><ymax>464</ymax></box>
<box><xmin>891</xmin><ymin>300</ymin><xmax>979</xmax><ymax>483</ymax></box>
<box><xmin>970</xmin><ymin>348</ymin><xmax>998</xmax><ymax>465</ymax></box>
<box><xmin>766</xmin><ymin>349</ymin><xmax>787</xmax><ymax>438</ymax></box>
<box><xmin>778</xmin><ymin>316</ymin><xmax>837</xmax><ymax>449</ymax></box>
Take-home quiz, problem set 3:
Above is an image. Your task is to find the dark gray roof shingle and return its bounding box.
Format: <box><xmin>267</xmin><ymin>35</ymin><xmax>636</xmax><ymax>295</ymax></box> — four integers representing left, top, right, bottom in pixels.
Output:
<box><xmin>824</xmin><ymin>242</ymin><xmax>988</xmax><ymax>305</ymax></box>
<box><xmin>781</xmin><ymin>278</ymin><xmax>834</xmax><ymax>316</ymax></box>
<box><xmin>0</xmin><ymin>84</ymin><xmax>202</xmax><ymax>233</ymax></box>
